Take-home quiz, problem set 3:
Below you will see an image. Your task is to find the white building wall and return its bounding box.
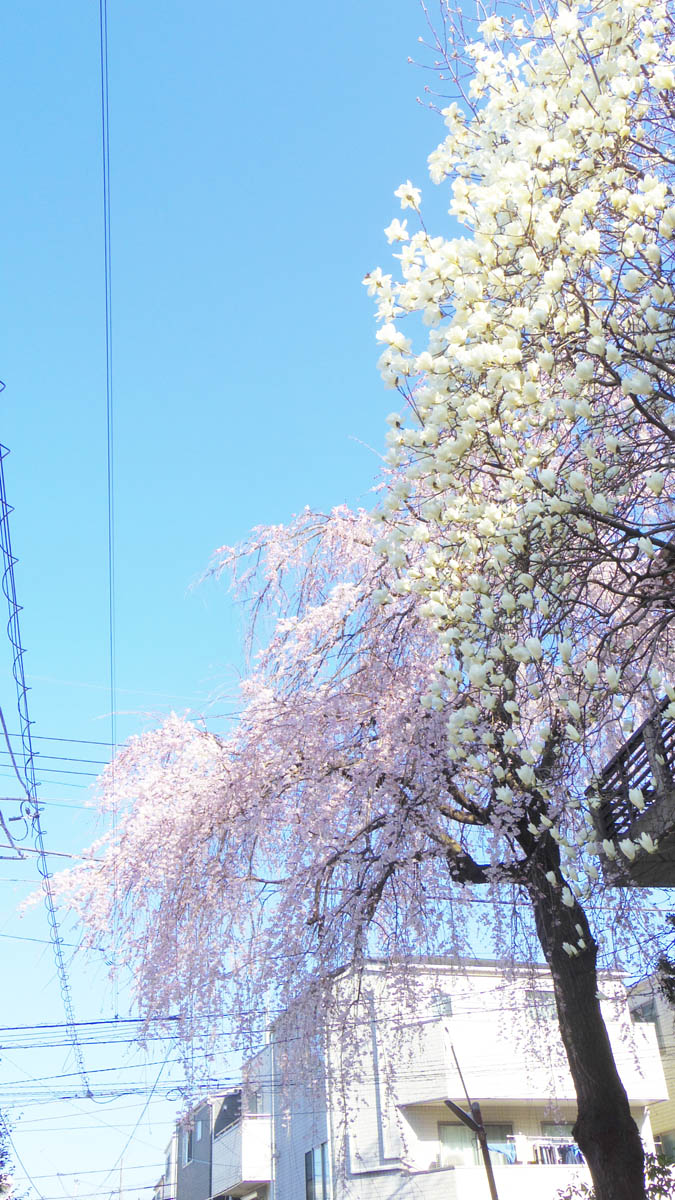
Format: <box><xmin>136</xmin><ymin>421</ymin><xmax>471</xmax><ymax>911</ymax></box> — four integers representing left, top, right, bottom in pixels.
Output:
<box><xmin>211</xmin><ymin>1116</ymin><xmax>271</xmax><ymax>1195</ymax></box>
<box><xmin>362</xmin><ymin>962</ymin><xmax>666</xmax><ymax>1106</ymax></box>
<box><xmin>629</xmin><ymin>982</ymin><xmax>675</xmax><ymax>1152</ymax></box>
<box><xmin>271</xmin><ymin>1015</ymin><xmax>330</xmax><ymax>1200</ymax></box>
<box><xmin>274</xmin><ymin>1082</ymin><xmax>329</xmax><ymax>1200</ymax></box>
<box><xmin>271</xmin><ymin>960</ymin><xmax>667</xmax><ymax>1200</ymax></box>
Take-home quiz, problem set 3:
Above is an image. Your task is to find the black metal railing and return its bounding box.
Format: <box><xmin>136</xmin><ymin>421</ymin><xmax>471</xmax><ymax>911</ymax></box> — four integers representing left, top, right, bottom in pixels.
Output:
<box><xmin>595</xmin><ymin>699</ymin><xmax>675</xmax><ymax>841</ymax></box>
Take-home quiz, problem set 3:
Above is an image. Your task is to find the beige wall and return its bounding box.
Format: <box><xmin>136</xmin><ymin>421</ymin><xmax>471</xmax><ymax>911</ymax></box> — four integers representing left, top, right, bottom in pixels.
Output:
<box><xmin>630</xmin><ymin>983</ymin><xmax>675</xmax><ymax>1149</ymax></box>
<box><xmin>269</xmin><ymin>962</ymin><xmax>667</xmax><ymax>1200</ymax></box>
<box><xmin>346</xmin><ymin>962</ymin><xmax>667</xmax><ymax>1110</ymax></box>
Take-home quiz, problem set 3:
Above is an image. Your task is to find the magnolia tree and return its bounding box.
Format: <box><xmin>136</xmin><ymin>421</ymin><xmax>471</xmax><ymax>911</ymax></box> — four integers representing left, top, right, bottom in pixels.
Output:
<box><xmin>53</xmin><ymin>1</ymin><xmax>675</xmax><ymax>1199</ymax></box>
<box><xmin>365</xmin><ymin>0</ymin><xmax>675</xmax><ymax>1193</ymax></box>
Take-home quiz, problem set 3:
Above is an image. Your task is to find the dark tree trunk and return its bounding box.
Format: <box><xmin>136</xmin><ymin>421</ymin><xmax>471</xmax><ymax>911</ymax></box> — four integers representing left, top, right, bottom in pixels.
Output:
<box><xmin>526</xmin><ymin>863</ymin><xmax>645</xmax><ymax>1200</ymax></box>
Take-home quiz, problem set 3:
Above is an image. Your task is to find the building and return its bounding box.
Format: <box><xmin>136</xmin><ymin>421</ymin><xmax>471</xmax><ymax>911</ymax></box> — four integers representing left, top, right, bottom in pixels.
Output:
<box><xmin>153</xmin><ymin>1129</ymin><xmax>177</xmax><ymax>1200</ymax></box>
<box><xmin>629</xmin><ymin>979</ymin><xmax>675</xmax><ymax>1160</ymax></box>
<box><xmin>151</xmin><ymin>958</ymin><xmax>667</xmax><ymax>1200</ymax></box>
<box><xmin>210</xmin><ymin>1051</ymin><xmax>272</xmax><ymax>1200</ymax></box>
<box><xmin>272</xmin><ymin>959</ymin><xmax>666</xmax><ymax>1200</ymax></box>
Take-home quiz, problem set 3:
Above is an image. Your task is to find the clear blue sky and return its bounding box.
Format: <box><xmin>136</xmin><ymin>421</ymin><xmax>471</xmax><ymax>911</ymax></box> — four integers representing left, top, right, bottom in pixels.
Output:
<box><xmin>0</xmin><ymin>1</ymin><xmax>450</xmax><ymax>1196</ymax></box>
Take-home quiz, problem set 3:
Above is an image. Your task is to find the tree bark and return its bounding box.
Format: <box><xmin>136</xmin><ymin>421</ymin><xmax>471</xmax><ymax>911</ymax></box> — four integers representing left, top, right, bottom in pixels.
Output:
<box><xmin>526</xmin><ymin>861</ymin><xmax>645</xmax><ymax>1200</ymax></box>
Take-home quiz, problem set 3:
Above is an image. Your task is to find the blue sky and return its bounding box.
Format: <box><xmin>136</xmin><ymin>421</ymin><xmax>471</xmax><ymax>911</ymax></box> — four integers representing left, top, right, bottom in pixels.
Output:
<box><xmin>0</xmin><ymin>1</ymin><xmax>450</xmax><ymax>1196</ymax></box>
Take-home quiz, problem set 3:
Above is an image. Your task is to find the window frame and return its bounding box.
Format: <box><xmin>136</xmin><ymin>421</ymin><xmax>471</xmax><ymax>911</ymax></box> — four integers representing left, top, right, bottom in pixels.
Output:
<box><xmin>438</xmin><ymin>1122</ymin><xmax>480</xmax><ymax>1167</ymax></box>
<box><xmin>527</xmin><ymin>988</ymin><xmax>557</xmax><ymax>1021</ymax></box>
<box><xmin>432</xmin><ymin>991</ymin><xmax>454</xmax><ymax>1017</ymax></box>
<box><xmin>438</xmin><ymin>1121</ymin><xmax>514</xmax><ymax>1167</ymax></box>
<box><xmin>181</xmin><ymin>1128</ymin><xmax>193</xmax><ymax>1167</ymax></box>
<box><xmin>540</xmin><ymin>1121</ymin><xmax>575</xmax><ymax>1139</ymax></box>
<box><xmin>305</xmin><ymin>1141</ymin><xmax>329</xmax><ymax>1200</ymax></box>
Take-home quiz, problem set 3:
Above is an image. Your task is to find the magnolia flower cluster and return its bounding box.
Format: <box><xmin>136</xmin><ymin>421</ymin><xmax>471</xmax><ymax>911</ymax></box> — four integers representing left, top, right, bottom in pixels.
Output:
<box><xmin>369</xmin><ymin>0</ymin><xmax>675</xmax><ymax>880</ymax></box>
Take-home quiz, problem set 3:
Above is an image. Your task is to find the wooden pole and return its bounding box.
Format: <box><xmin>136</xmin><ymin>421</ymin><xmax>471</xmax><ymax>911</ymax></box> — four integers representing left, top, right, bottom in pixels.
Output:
<box><xmin>444</xmin><ymin>1099</ymin><xmax>499</xmax><ymax>1200</ymax></box>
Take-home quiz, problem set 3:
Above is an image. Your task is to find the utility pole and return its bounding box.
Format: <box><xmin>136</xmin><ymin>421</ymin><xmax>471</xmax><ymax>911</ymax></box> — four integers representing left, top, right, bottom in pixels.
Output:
<box><xmin>444</xmin><ymin>1098</ymin><xmax>499</xmax><ymax>1200</ymax></box>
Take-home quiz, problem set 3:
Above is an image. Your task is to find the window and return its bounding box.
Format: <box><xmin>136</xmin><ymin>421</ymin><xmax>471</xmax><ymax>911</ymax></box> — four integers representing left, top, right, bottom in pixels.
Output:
<box><xmin>439</xmin><ymin>1123</ymin><xmax>513</xmax><ymax>1167</ymax></box>
<box><xmin>195</xmin><ymin>1119</ymin><xmax>203</xmax><ymax>1142</ymax></box>
<box><xmin>305</xmin><ymin>1142</ymin><xmax>329</xmax><ymax>1200</ymax></box>
<box><xmin>432</xmin><ymin>991</ymin><xmax>453</xmax><ymax>1017</ymax></box>
<box><xmin>541</xmin><ymin>1122</ymin><xmax>575</xmax><ymax>1139</ymax></box>
<box><xmin>528</xmin><ymin>989</ymin><xmax>557</xmax><ymax>1020</ymax></box>
<box><xmin>632</xmin><ymin>996</ymin><xmax>667</xmax><ymax>1052</ymax></box>
<box><xmin>484</xmin><ymin>1124</ymin><xmax>514</xmax><ymax>1164</ymax></box>
<box><xmin>632</xmin><ymin>996</ymin><xmax>657</xmax><ymax>1024</ymax></box>
<box><xmin>659</xmin><ymin>1130</ymin><xmax>675</xmax><ymax>1163</ymax></box>
<box><xmin>181</xmin><ymin>1129</ymin><xmax>193</xmax><ymax>1166</ymax></box>
<box><xmin>439</xmin><ymin>1123</ymin><xmax>478</xmax><ymax>1168</ymax></box>
<box><xmin>213</xmin><ymin>1091</ymin><xmax>242</xmax><ymax>1138</ymax></box>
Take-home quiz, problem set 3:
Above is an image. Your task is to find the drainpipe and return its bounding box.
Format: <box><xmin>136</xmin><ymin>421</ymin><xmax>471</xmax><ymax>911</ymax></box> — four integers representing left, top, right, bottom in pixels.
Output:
<box><xmin>269</xmin><ymin>1024</ymin><xmax>276</xmax><ymax>1200</ymax></box>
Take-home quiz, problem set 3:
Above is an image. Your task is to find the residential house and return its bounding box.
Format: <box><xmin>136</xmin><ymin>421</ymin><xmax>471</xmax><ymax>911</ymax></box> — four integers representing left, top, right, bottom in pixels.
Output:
<box><xmin>211</xmin><ymin>1050</ymin><xmax>272</xmax><ymax>1200</ymax></box>
<box><xmin>629</xmin><ymin>979</ymin><xmax>675</xmax><ymax>1159</ymax></box>
<box><xmin>270</xmin><ymin>959</ymin><xmax>666</xmax><ymax>1200</ymax></box>
<box><xmin>151</xmin><ymin>957</ymin><xmax>667</xmax><ymax>1200</ymax></box>
<box><xmin>153</xmin><ymin>1129</ymin><xmax>177</xmax><ymax>1200</ymax></box>
<box><xmin>155</xmin><ymin>1060</ymin><xmax>272</xmax><ymax>1200</ymax></box>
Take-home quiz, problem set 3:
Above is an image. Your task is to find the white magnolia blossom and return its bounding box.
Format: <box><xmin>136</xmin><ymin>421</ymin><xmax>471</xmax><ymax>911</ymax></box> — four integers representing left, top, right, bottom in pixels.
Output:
<box><xmin>638</xmin><ymin>832</ymin><xmax>658</xmax><ymax>854</ymax></box>
<box><xmin>369</xmin><ymin>0</ymin><xmax>674</xmax><ymax>876</ymax></box>
<box><xmin>629</xmin><ymin>787</ymin><xmax>645</xmax><ymax>810</ymax></box>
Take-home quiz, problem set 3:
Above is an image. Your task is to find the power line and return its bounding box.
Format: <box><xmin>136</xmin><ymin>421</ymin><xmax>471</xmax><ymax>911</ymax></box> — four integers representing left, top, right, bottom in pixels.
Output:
<box><xmin>0</xmin><ymin>749</ymin><xmax>108</xmax><ymax>766</ymax></box>
<box><xmin>0</xmin><ymin>1112</ymin><xmax>46</xmax><ymax>1200</ymax></box>
<box><xmin>10</xmin><ymin>1188</ymin><xmax>158</xmax><ymax>1200</ymax></box>
<box><xmin>0</xmin><ymin>932</ymin><xmax>85</xmax><ymax>948</ymax></box>
<box><xmin>0</xmin><ymin>772</ymin><xmax>88</xmax><ymax>790</ymax></box>
<box><xmin>0</xmin><ymin>750</ymin><xmax>108</xmax><ymax>765</ymax></box>
<box><xmin>100</xmin><ymin>1051</ymin><xmax>172</xmax><ymax>1191</ymax></box>
<box><xmin>19</xmin><ymin>768</ymin><xmax>100</xmax><ymax>777</ymax></box>
<box><xmin>99</xmin><ymin>0</ymin><xmax>119</xmax><ymax>1028</ymax></box>
<box><xmin>98</xmin><ymin>0</ymin><xmax>116</xmax><ymax>762</ymax></box>
<box><xmin>19</xmin><ymin>1163</ymin><xmax>165</xmax><ymax>1181</ymax></box>
<box><xmin>7</xmin><ymin>733</ymin><xmax>114</xmax><ymax>747</ymax></box>
<box><xmin>28</xmin><ymin>766</ymin><xmax>100</xmax><ymax>778</ymax></box>
<box><xmin>0</xmin><ymin>449</ymin><xmax>92</xmax><ymax>1097</ymax></box>
<box><xmin>1</xmin><ymin>845</ymin><xmax>99</xmax><ymax>860</ymax></box>
<box><xmin>25</xmin><ymin>799</ymin><xmax>97</xmax><ymax>811</ymax></box>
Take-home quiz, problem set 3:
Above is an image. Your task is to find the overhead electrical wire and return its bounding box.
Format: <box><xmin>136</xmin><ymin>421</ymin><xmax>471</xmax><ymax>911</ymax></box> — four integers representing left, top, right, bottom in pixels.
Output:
<box><xmin>0</xmin><ymin>1111</ymin><xmax>46</xmax><ymax>1200</ymax></box>
<box><xmin>19</xmin><ymin>1163</ymin><xmax>165</xmax><ymax>1182</ymax></box>
<box><xmin>7</xmin><ymin>732</ymin><xmax>115</xmax><ymax>746</ymax></box>
<box><xmin>11</xmin><ymin>1188</ymin><xmax>159</xmax><ymax>1199</ymax></box>
<box><xmin>8</xmin><ymin>798</ymin><xmax>98</xmax><ymax>811</ymax></box>
<box><xmin>0</xmin><ymin>750</ymin><xmax>109</xmax><ymax>765</ymax></box>
<box><xmin>98</xmin><ymin>0</ymin><xmax>116</xmax><ymax>764</ymax></box>
<box><xmin>99</xmin><ymin>1049</ymin><xmax>173</xmax><ymax>1196</ymax></box>
<box><xmin>0</xmin><ymin>932</ymin><xmax>85</xmax><ymax>948</ymax></box>
<box><xmin>0</xmin><ymin>446</ymin><xmax>92</xmax><ymax>1096</ymax></box>
<box><xmin>18</xmin><ymin>766</ymin><xmax>99</xmax><ymax>778</ymax></box>
<box><xmin>98</xmin><ymin>0</ymin><xmax>120</xmax><ymax>1028</ymax></box>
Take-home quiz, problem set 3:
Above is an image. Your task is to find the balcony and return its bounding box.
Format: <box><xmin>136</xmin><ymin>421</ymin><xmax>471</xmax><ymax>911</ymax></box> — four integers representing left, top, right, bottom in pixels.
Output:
<box><xmin>422</xmin><ymin>1159</ymin><xmax>592</xmax><ymax>1200</ymax></box>
<box><xmin>211</xmin><ymin>1114</ymin><xmax>271</xmax><ymax>1199</ymax></box>
<box><xmin>593</xmin><ymin>699</ymin><xmax>675</xmax><ymax>886</ymax></box>
<box><xmin>349</xmin><ymin>1135</ymin><xmax>591</xmax><ymax>1200</ymax></box>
